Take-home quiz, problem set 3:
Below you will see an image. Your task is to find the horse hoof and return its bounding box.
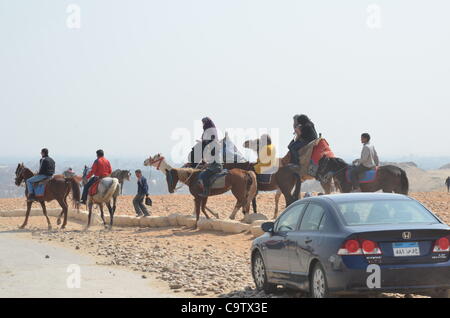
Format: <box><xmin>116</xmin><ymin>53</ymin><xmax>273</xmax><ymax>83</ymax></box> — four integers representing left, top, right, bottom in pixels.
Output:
<box><xmin>18</xmin><ymin>225</ymin><xmax>25</xmax><ymax>229</ymax></box>
<box><xmin>56</xmin><ymin>219</ymin><xmax>61</xmax><ymax>226</ymax></box>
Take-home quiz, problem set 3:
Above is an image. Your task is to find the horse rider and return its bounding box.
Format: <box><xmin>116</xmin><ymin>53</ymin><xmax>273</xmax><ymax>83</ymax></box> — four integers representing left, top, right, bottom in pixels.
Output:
<box><xmin>287</xmin><ymin>114</ymin><xmax>318</xmax><ymax>166</ymax></box>
<box><xmin>350</xmin><ymin>133</ymin><xmax>379</xmax><ymax>192</ymax></box>
<box><xmin>80</xmin><ymin>149</ymin><xmax>112</xmax><ymax>204</ymax></box>
<box><xmin>446</xmin><ymin>176</ymin><xmax>450</xmax><ymax>193</ymax></box>
<box><xmin>189</xmin><ymin>117</ymin><xmax>218</xmax><ymax>167</ymax></box>
<box><xmin>253</xmin><ymin>134</ymin><xmax>277</xmax><ymax>174</ymax></box>
<box><xmin>197</xmin><ymin>137</ymin><xmax>223</xmax><ymax>197</ymax></box>
<box><xmin>26</xmin><ymin>148</ymin><xmax>55</xmax><ymax>201</ymax></box>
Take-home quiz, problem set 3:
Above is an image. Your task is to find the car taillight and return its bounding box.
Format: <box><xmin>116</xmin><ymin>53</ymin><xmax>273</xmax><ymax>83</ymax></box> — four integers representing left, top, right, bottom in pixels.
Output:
<box><xmin>433</xmin><ymin>236</ymin><xmax>450</xmax><ymax>252</ymax></box>
<box><xmin>361</xmin><ymin>240</ymin><xmax>382</xmax><ymax>255</ymax></box>
<box><xmin>338</xmin><ymin>239</ymin><xmax>382</xmax><ymax>255</ymax></box>
<box><xmin>338</xmin><ymin>240</ymin><xmax>362</xmax><ymax>255</ymax></box>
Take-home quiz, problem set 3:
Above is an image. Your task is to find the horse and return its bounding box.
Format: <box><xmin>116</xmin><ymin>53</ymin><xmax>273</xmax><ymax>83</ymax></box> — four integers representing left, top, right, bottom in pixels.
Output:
<box><xmin>111</xmin><ymin>169</ymin><xmax>131</xmax><ymax>194</ymax></box>
<box><xmin>144</xmin><ymin>154</ymin><xmax>257</xmax><ymax>228</ymax></box>
<box><xmin>316</xmin><ymin>156</ymin><xmax>409</xmax><ymax>194</ymax></box>
<box><xmin>446</xmin><ymin>177</ymin><xmax>450</xmax><ymax>193</ymax></box>
<box><xmin>243</xmin><ymin>137</ymin><xmax>340</xmax><ymax>218</ymax></box>
<box><xmin>81</xmin><ymin>166</ymin><xmax>121</xmax><ymax>230</ymax></box>
<box><xmin>14</xmin><ymin>163</ymin><xmax>81</xmax><ymax>230</ymax></box>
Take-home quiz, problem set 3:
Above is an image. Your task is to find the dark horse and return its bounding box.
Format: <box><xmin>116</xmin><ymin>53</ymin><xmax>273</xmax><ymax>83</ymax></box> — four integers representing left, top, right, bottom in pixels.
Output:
<box><xmin>446</xmin><ymin>177</ymin><xmax>450</xmax><ymax>193</ymax></box>
<box><xmin>317</xmin><ymin>156</ymin><xmax>409</xmax><ymax>194</ymax></box>
<box><xmin>14</xmin><ymin>163</ymin><xmax>81</xmax><ymax>230</ymax></box>
<box><xmin>111</xmin><ymin>169</ymin><xmax>131</xmax><ymax>194</ymax></box>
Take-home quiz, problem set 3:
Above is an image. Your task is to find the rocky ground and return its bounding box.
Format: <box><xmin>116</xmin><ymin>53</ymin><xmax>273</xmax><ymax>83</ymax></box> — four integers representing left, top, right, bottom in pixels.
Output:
<box><xmin>0</xmin><ymin>192</ymin><xmax>448</xmax><ymax>298</ymax></box>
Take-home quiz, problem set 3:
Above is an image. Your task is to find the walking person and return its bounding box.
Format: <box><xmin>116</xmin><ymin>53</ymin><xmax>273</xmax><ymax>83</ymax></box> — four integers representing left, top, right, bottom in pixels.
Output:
<box><xmin>133</xmin><ymin>169</ymin><xmax>150</xmax><ymax>217</ymax></box>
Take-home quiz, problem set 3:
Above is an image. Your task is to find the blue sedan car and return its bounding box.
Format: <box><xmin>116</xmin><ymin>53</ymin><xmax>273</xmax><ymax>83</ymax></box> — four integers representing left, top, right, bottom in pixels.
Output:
<box><xmin>250</xmin><ymin>193</ymin><xmax>450</xmax><ymax>298</ymax></box>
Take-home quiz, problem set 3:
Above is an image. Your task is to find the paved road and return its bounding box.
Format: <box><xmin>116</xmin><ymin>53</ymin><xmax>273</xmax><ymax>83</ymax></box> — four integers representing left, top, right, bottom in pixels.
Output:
<box><xmin>0</xmin><ymin>232</ymin><xmax>176</xmax><ymax>298</ymax></box>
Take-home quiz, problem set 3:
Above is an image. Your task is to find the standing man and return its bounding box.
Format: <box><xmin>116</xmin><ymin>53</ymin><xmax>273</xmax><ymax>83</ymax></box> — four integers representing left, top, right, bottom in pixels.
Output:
<box><xmin>351</xmin><ymin>133</ymin><xmax>379</xmax><ymax>192</ymax></box>
<box><xmin>133</xmin><ymin>169</ymin><xmax>150</xmax><ymax>217</ymax></box>
<box><xmin>26</xmin><ymin>148</ymin><xmax>55</xmax><ymax>201</ymax></box>
<box><xmin>80</xmin><ymin>149</ymin><xmax>112</xmax><ymax>204</ymax></box>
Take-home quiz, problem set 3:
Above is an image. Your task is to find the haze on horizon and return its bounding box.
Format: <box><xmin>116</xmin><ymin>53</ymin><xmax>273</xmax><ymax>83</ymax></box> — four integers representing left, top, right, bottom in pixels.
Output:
<box><xmin>1</xmin><ymin>0</ymin><xmax>449</xmax><ymax>163</ymax></box>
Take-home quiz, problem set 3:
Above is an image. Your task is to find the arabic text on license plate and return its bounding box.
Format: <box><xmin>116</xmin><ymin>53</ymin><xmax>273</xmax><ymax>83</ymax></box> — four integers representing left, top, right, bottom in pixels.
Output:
<box><xmin>393</xmin><ymin>242</ymin><xmax>420</xmax><ymax>257</ymax></box>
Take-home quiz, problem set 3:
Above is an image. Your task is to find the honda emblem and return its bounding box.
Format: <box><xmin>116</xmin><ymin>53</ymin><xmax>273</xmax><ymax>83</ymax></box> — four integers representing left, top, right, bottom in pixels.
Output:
<box><xmin>402</xmin><ymin>232</ymin><xmax>412</xmax><ymax>240</ymax></box>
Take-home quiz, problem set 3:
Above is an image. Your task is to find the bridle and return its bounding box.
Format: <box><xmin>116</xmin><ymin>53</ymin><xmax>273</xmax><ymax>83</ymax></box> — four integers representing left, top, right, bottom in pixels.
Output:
<box><xmin>148</xmin><ymin>156</ymin><xmax>165</xmax><ymax>170</ymax></box>
<box><xmin>318</xmin><ymin>158</ymin><xmax>347</xmax><ymax>184</ymax></box>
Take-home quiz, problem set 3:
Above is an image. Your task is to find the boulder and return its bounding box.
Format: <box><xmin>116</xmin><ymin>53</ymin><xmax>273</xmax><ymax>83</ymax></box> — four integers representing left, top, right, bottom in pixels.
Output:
<box><xmin>139</xmin><ymin>216</ymin><xmax>158</xmax><ymax>227</ymax></box>
<box><xmin>197</xmin><ymin>218</ymin><xmax>213</xmax><ymax>230</ymax></box>
<box><xmin>167</xmin><ymin>214</ymin><xmax>180</xmax><ymax>226</ymax></box>
<box><xmin>220</xmin><ymin>220</ymin><xmax>250</xmax><ymax>234</ymax></box>
<box><xmin>243</xmin><ymin>213</ymin><xmax>268</xmax><ymax>224</ymax></box>
<box><xmin>154</xmin><ymin>216</ymin><xmax>170</xmax><ymax>227</ymax></box>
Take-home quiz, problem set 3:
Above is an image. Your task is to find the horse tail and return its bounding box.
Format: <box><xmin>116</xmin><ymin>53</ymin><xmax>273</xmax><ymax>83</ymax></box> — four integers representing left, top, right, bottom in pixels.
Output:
<box><xmin>244</xmin><ymin>171</ymin><xmax>257</xmax><ymax>212</ymax></box>
<box><xmin>104</xmin><ymin>178</ymin><xmax>120</xmax><ymax>202</ymax></box>
<box><xmin>68</xmin><ymin>178</ymin><xmax>81</xmax><ymax>210</ymax></box>
<box><xmin>399</xmin><ymin>168</ymin><xmax>409</xmax><ymax>195</ymax></box>
<box><xmin>292</xmin><ymin>176</ymin><xmax>301</xmax><ymax>201</ymax></box>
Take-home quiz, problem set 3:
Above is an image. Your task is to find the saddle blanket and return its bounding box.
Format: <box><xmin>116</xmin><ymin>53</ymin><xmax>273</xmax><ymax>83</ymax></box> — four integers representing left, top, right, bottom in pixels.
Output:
<box><xmin>256</xmin><ymin>174</ymin><xmax>273</xmax><ymax>184</ymax></box>
<box><xmin>33</xmin><ymin>177</ymin><xmax>52</xmax><ymax>198</ymax></box>
<box><xmin>345</xmin><ymin>167</ymin><xmax>378</xmax><ymax>184</ymax></box>
<box><xmin>89</xmin><ymin>179</ymin><xmax>101</xmax><ymax>196</ymax></box>
<box><xmin>210</xmin><ymin>170</ymin><xmax>228</xmax><ymax>189</ymax></box>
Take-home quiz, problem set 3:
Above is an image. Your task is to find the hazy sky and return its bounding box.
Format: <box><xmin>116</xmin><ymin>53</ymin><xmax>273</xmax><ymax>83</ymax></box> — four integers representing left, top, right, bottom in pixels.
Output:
<box><xmin>1</xmin><ymin>0</ymin><xmax>449</xmax><ymax>163</ymax></box>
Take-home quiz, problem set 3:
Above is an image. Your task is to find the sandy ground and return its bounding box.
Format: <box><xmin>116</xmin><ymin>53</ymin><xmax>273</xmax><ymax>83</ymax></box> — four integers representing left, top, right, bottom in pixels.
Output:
<box><xmin>0</xmin><ymin>192</ymin><xmax>448</xmax><ymax>298</ymax></box>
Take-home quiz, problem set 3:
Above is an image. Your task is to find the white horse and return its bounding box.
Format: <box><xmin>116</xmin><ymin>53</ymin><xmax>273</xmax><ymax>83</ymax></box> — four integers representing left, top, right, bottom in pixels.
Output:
<box><xmin>82</xmin><ymin>166</ymin><xmax>121</xmax><ymax>230</ymax></box>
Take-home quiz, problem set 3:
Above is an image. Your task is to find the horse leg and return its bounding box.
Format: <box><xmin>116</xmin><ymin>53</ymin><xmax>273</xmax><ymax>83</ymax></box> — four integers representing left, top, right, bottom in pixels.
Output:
<box><xmin>193</xmin><ymin>197</ymin><xmax>201</xmax><ymax>229</ymax></box>
<box><xmin>57</xmin><ymin>198</ymin><xmax>69</xmax><ymax>230</ymax></box>
<box><xmin>99</xmin><ymin>203</ymin><xmax>107</xmax><ymax>228</ymax></box>
<box><xmin>200</xmin><ymin>198</ymin><xmax>210</xmax><ymax>219</ymax></box>
<box><xmin>19</xmin><ymin>200</ymin><xmax>33</xmax><ymax>229</ymax></box>
<box><xmin>321</xmin><ymin>180</ymin><xmax>332</xmax><ymax>194</ymax></box>
<box><xmin>86</xmin><ymin>202</ymin><xmax>94</xmax><ymax>230</ymax></box>
<box><xmin>252</xmin><ymin>197</ymin><xmax>257</xmax><ymax>214</ymax></box>
<box><xmin>106</xmin><ymin>202</ymin><xmax>113</xmax><ymax>230</ymax></box>
<box><xmin>228</xmin><ymin>201</ymin><xmax>242</xmax><ymax>220</ymax></box>
<box><xmin>273</xmin><ymin>190</ymin><xmax>282</xmax><ymax>219</ymax></box>
<box><xmin>204</xmin><ymin>204</ymin><xmax>219</xmax><ymax>219</ymax></box>
<box><xmin>40</xmin><ymin>201</ymin><xmax>52</xmax><ymax>230</ymax></box>
<box><xmin>110</xmin><ymin>193</ymin><xmax>118</xmax><ymax>229</ymax></box>
<box><xmin>56</xmin><ymin>210</ymin><xmax>63</xmax><ymax>226</ymax></box>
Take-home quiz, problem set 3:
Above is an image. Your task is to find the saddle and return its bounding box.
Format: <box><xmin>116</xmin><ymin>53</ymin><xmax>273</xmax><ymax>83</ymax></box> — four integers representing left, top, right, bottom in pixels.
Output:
<box><xmin>209</xmin><ymin>170</ymin><xmax>229</xmax><ymax>189</ymax></box>
<box><xmin>256</xmin><ymin>174</ymin><xmax>273</xmax><ymax>185</ymax></box>
<box><xmin>89</xmin><ymin>179</ymin><xmax>102</xmax><ymax>196</ymax></box>
<box><xmin>33</xmin><ymin>176</ymin><xmax>52</xmax><ymax>198</ymax></box>
<box><xmin>345</xmin><ymin>166</ymin><xmax>378</xmax><ymax>184</ymax></box>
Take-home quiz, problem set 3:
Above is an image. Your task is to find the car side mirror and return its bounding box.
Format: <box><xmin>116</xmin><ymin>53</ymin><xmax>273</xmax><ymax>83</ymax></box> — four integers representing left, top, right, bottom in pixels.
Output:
<box><xmin>261</xmin><ymin>222</ymin><xmax>275</xmax><ymax>233</ymax></box>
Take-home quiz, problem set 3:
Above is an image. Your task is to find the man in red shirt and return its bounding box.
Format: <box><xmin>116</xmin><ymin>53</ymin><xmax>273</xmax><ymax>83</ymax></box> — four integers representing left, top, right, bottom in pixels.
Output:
<box><xmin>80</xmin><ymin>149</ymin><xmax>112</xmax><ymax>204</ymax></box>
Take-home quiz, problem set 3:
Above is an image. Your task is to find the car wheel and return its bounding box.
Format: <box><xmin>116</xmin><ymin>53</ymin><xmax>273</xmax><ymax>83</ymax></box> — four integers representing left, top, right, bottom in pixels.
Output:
<box><xmin>252</xmin><ymin>252</ymin><xmax>277</xmax><ymax>294</ymax></box>
<box><xmin>310</xmin><ymin>262</ymin><xmax>329</xmax><ymax>298</ymax></box>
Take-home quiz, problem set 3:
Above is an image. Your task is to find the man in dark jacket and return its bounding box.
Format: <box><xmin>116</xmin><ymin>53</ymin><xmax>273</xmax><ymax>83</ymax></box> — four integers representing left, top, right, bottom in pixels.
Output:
<box><xmin>133</xmin><ymin>169</ymin><xmax>150</xmax><ymax>217</ymax></box>
<box><xmin>26</xmin><ymin>148</ymin><xmax>55</xmax><ymax>200</ymax></box>
<box><xmin>288</xmin><ymin>114</ymin><xmax>318</xmax><ymax>165</ymax></box>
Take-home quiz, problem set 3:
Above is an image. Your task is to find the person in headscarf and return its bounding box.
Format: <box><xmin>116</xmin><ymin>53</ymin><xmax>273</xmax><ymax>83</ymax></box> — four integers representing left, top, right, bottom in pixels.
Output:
<box><xmin>288</xmin><ymin>114</ymin><xmax>318</xmax><ymax>165</ymax></box>
<box><xmin>197</xmin><ymin>117</ymin><xmax>223</xmax><ymax>197</ymax></box>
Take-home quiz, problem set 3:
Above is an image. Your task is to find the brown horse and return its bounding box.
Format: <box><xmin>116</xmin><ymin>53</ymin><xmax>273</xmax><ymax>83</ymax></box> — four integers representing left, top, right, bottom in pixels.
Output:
<box><xmin>317</xmin><ymin>156</ymin><xmax>409</xmax><ymax>194</ymax></box>
<box><xmin>14</xmin><ymin>163</ymin><xmax>81</xmax><ymax>230</ymax></box>
<box><xmin>144</xmin><ymin>154</ymin><xmax>257</xmax><ymax>228</ymax></box>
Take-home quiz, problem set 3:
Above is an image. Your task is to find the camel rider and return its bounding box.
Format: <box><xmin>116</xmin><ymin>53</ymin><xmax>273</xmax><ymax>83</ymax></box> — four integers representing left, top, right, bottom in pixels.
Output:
<box><xmin>288</xmin><ymin>114</ymin><xmax>318</xmax><ymax>166</ymax></box>
<box><xmin>26</xmin><ymin>148</ymin><xmax>55</xmax><ymax>201</ymax></box>
<box><xmin>350</xmin><ymin>133</ymin><xmax>379</xmax><ymax>192</ymax></box>
<box><xmin>80</xmin><ymin>149</ymin><xmax>112</xmax><ymax>204</ymax></box>
<box><xmin>197</xmin><ymin>138</ymin><xmax>223</xmax><ymax>197</ymax></box>
<box><xmin>254</xmin><ymin>134</ymin><xmax>277</xmax><ymax>174</ymax></box>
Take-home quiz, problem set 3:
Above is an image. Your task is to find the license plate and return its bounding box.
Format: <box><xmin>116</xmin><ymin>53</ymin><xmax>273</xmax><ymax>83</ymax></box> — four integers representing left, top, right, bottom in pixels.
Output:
<box><xmin>393</xmin><ymin>242</ymin><xmax>420</xmax><ymax>257</ymax></box>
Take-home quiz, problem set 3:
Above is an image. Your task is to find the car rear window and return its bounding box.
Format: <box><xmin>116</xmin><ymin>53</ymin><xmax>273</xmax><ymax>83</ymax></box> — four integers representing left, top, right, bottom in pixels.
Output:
<box><xmin>336</xmin><ymin>199</ymin><xmax>439</xmax><ymax>226</ymax></box>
